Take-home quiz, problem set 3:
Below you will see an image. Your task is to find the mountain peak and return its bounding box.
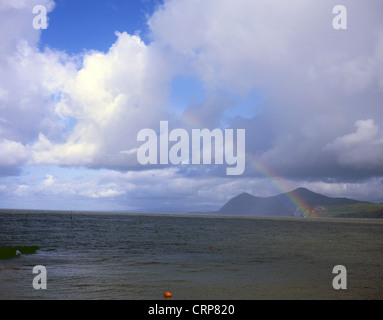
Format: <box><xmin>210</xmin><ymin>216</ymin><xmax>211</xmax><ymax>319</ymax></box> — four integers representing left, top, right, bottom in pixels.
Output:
<box><xmin>290</xmin><ymin>187</ymin><xmax>314</xmax><ymax>194</ymax></box>
<box><xmin>217</xmin><ymin>187</ymin><xmax>379</xmax><ymax>217</ymax></box>
<box><xmin>235</xmin><ymin>192</ymin><xmax>256</xmax><ymax>199</ymax></box>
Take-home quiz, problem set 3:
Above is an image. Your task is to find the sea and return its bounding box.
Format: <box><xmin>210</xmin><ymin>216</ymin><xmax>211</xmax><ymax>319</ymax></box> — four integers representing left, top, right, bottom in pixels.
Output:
<box><xmin>0</xmin><ymin>211</ymin><xmax>382</xmax><ymax>300</ymax></box>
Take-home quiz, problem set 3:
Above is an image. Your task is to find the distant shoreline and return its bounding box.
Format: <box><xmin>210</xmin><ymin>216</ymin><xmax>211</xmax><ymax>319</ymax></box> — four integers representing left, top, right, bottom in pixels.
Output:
<box><xmin>1</xmin><ymin>208</ymin><xmax>383</xmax><ymax>224</ymax></box>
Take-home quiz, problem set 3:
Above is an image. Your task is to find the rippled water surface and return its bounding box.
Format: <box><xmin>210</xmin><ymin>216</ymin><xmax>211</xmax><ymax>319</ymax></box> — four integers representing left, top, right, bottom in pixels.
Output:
<box><xmin>1</xmin><ymin>212</ymin><xmax>382</xmax><ymax>299</ymax></box>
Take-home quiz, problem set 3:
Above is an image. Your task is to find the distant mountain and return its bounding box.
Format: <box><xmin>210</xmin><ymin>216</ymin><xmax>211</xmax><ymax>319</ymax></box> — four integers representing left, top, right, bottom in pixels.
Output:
<box><xmin>217</xmin><ymin>187</ymin><xmax>383</xmax><ymax>218</ymax></box>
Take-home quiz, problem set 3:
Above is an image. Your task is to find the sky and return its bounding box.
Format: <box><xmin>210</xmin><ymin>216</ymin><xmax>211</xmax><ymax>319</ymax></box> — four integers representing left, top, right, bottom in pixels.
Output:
<box><xmin>0</xmin><ymin>0</ymin><xmax>382</xmax><ymax>213</ymax></box>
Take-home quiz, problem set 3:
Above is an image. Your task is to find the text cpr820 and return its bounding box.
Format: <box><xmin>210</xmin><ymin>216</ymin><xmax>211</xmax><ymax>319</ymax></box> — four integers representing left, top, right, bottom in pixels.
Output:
<box><xmin>192</xmin><ymin>305</ymin><xmax>234</xmax><ymax>315</ymax></box>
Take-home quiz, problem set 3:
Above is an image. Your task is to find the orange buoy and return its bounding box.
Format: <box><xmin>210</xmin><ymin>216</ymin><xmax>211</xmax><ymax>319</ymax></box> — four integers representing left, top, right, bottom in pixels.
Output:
<box><xmin>164</xmin><ymin>282</ymin><xmax>172</xmax><ymax>298</ymax></box>
<box><xmin>210</xmin><ymin>245</ymin><xmax>213</xmax><ymax>249</ymax></box>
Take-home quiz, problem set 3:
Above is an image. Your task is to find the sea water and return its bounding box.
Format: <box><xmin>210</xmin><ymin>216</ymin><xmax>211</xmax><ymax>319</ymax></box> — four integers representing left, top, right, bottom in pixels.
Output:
<box><xmin>0</xmin><ymin>212</ymin><xmax>382</xmax><ymax>300</ymax></box>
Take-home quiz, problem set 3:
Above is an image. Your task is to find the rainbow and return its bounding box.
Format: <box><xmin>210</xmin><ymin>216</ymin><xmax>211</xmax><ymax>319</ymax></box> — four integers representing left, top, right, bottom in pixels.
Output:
<box><xmin>176</xmin><ymin>114</ymin><xmax>312</xmax><ymax>217</ymax></box>
<box><xmin>178</xmin><ymin>111</ymin><xmax>205</xmax><ymax>130</ymax></box>
<box><xmin>245</xmin><ymin>153</ymin><xmax>312</xmax><ymax>217</ymax></box>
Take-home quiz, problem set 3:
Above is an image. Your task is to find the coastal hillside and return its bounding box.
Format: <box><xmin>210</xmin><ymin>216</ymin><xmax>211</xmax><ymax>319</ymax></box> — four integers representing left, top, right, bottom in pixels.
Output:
<box><xmin>218</xmin><ymin>188</ymin><xmax>383</xmax><ymax>218</ymax></box>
